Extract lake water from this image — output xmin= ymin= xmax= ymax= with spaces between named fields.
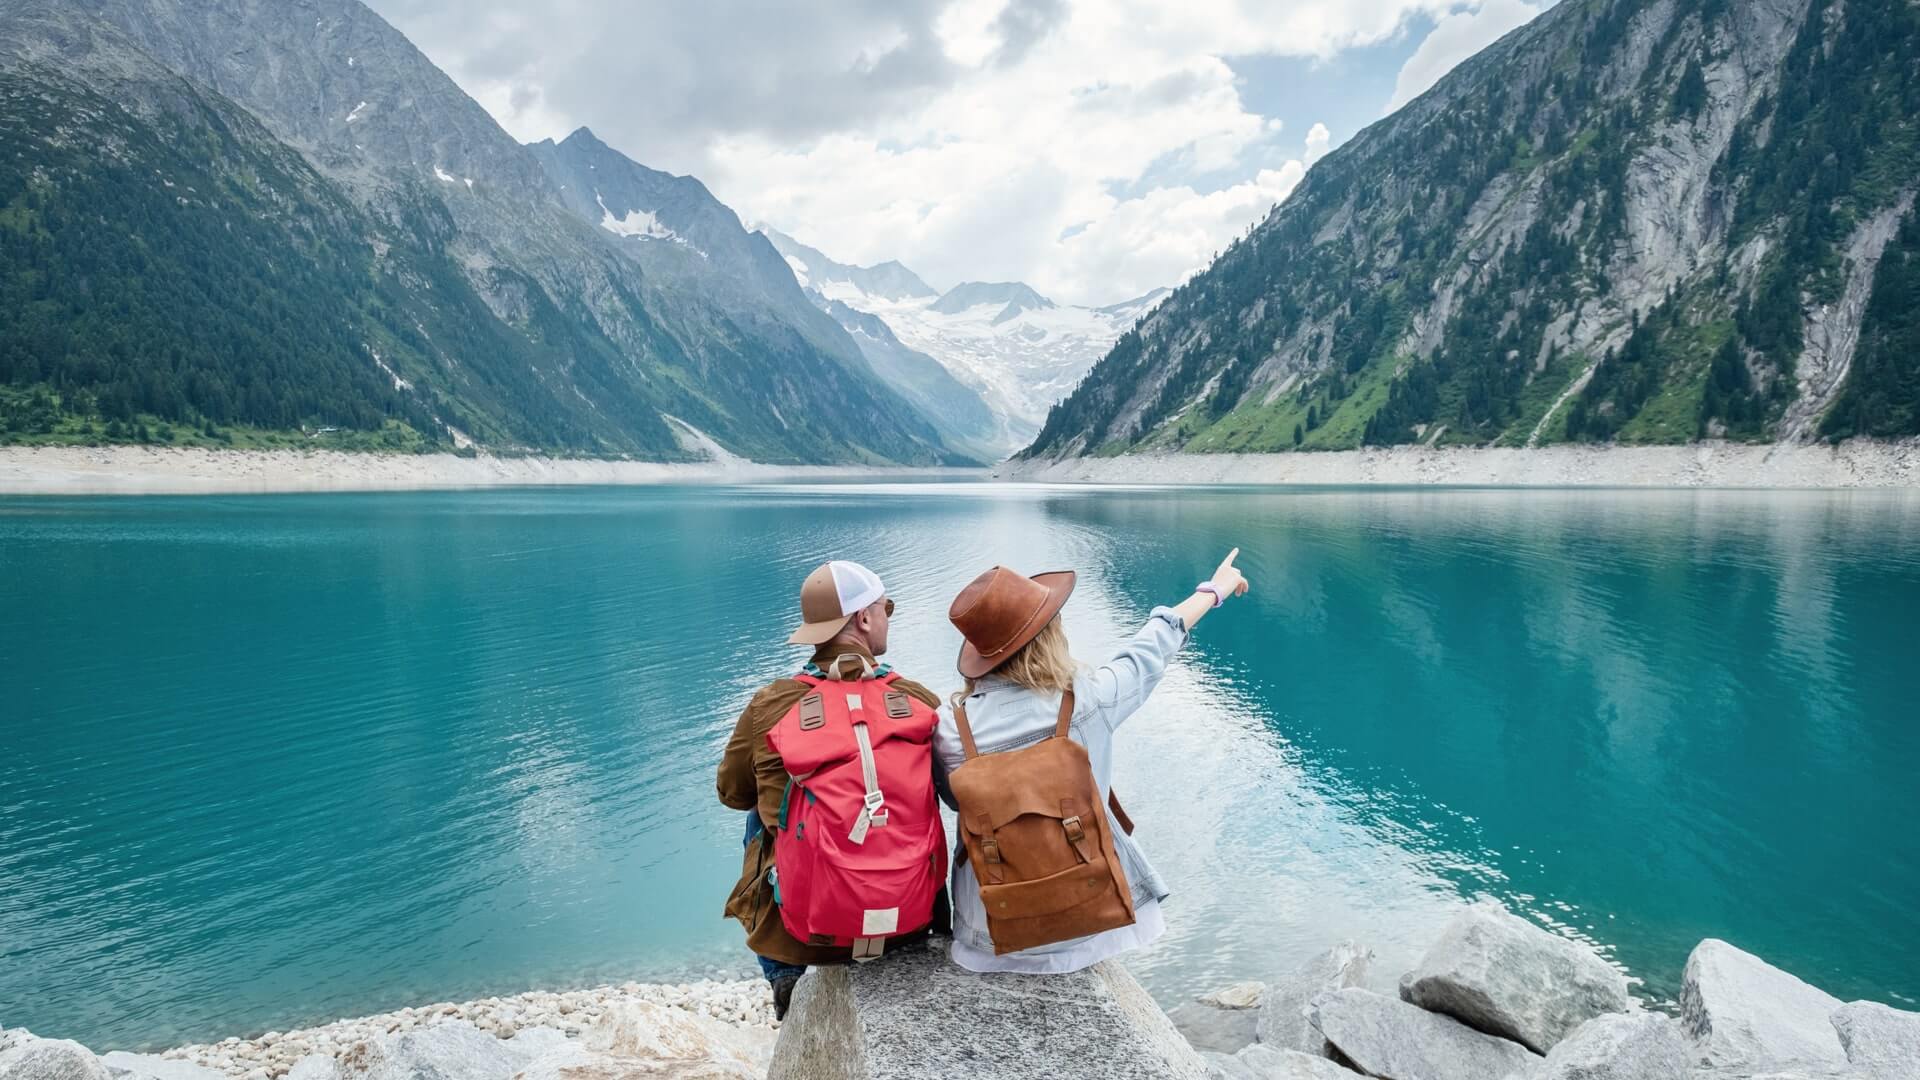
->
xmin=3 ymin=483 xmax=1917 ymax=1050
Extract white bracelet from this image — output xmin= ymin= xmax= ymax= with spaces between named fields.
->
xmin=1194 ymin=582 xmax=1225 ymax=608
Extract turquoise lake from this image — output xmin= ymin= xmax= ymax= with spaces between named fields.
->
xmin=3 ymin=483 xmax=1917 ymax=1050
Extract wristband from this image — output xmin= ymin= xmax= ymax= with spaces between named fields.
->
xmin=1195 ymin=582 xmax=1225 ymax=608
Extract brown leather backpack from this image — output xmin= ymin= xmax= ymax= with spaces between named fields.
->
xmin=947 ymin=690 xmax=1137 ymax=954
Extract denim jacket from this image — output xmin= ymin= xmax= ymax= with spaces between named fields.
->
xmin=933 ymin=607 xmax=1189 ymax=958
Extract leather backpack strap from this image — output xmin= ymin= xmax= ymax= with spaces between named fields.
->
xmin=953 ymin=701 xmax=981 ymax=759
xmin=1107 ymin=790 xmax=1135 ymax=836
xmin=1052 ymin=689 xmax=1076 ymax=739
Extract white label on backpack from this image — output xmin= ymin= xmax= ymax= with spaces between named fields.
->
xmin=862 ymin=907 xmax=899 ymax=935
xmin=846 ymin=693 xmax=864 ymax=711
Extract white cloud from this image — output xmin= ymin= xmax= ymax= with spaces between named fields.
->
xmin=1385 ymin=0 xmax=1543 ymax=114
xmin=371 ymin=0 xmax=1545 ymax=306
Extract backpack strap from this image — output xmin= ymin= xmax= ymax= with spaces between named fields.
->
xmin=1052 ymin=689 xmax=1076 ymax=739
xmin=953 ymin=701 xmax=981 ymax=759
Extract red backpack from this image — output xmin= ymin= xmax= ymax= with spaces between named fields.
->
xmin=765 ymin=664 xmax=947 ymax=960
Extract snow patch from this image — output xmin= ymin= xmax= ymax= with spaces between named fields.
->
xmin=433 ymin=165 xmax=457 ymax=184
xmin=345 ymin=101 xmax=369 ymax=123
xmin=595 ymin=194 xmax=708 ymax=258
xmin=784 ymin=255 xmax=810 ymax=287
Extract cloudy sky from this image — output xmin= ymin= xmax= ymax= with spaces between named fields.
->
xmin=367 ymin=0 xmax=1547 ymax=307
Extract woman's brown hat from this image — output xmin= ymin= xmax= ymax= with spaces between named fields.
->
xmin=949 ymin=566 xmax=1077 ymax=679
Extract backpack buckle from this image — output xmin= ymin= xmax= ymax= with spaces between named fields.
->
xmin=981 ymin=836 xmax=1001 ymax=863
xmin=1061 ymin=815 xmax=1085 ymax=843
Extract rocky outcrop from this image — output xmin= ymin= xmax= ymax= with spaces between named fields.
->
xmin=95 ymin=1053 xmax=223 ymax=1080
xmin=1203 ymin=1045 xmax=1360 ymax=1079
xmin=1681 ymin=939 xmax=1848 ymax=1069
xmin=1307 ymin=988 xmax=1540 ymax=1080
xmin=0 ymin=1032 xmax=109 ymax=1080
xmin=1829 ymin=1000 xmax=1920 ymax=1079
xmin=767 ymin=938 xmax=1209 ymax=1079
xmin=1401 ymin=901 xmax=1633 ymax=1053
xmin=1255 ymin=943 xmax=1372 ymax=1056
xmin=1533 ymin=1011 xmax=1692 ymax=1080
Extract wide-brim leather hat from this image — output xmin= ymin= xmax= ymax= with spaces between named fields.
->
xmin=949 ymin=567 xmax=1076 ymax=679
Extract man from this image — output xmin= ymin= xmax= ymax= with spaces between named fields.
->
xmin=717 ymin=560 xmax=943 ymax=1019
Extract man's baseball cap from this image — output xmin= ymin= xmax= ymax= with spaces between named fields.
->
xmin=787 ymin=561 xmax=887 ymax=645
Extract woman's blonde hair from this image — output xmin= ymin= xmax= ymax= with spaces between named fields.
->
xmin=951 ymin=615 xmax=1079 ymax=709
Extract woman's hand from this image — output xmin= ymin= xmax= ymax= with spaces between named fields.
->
xmin=1174 ymin=548 xmax=1250 ymax=629
xmin=1209 ymin=548 xmax=1250 ymax=599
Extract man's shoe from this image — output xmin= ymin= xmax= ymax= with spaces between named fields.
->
xmin=771 ymin=973 xmax=801 ymax=1021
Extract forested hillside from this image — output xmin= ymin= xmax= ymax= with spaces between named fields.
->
xmin=0 ymin=0 xmax=965 ymax=464
xmin=1023 ymin=0 xmax=1920 ymax=459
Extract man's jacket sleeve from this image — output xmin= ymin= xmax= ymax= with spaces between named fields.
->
xmin=717 ymin=687 xmax=773 ymax=810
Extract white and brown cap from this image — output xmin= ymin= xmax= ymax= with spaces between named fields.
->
xmin=787 ymin=561 xmax=887 ymax=645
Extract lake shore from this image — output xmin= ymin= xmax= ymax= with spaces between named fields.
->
xmin=0 ymin=446 xmax=981 ymax=495
xmin=996 ymin=437 xmax=1920 ymax=488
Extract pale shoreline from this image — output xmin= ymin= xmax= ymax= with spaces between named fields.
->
xmin=995 ymin=437 xmax=1920 ymax=488
xmin=0 ymin=446 xmax=982 ymax=495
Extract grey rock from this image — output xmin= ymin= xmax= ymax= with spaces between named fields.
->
xmin=1204 ymin=982 xmax=1269 ymax=1010
xmin=1681 ymin=939 xmax=1846 ymax=1070
xmin=333 ymin=1021 xmax=522 ymax=1080
xmin=1206 ymin=1045 xmax=1362 ymax=1079
xmin=1403 ymin=901 xmax=1632 ymax=1054
xmin=1830 ymin=1000 xmax=1920 ymax=1079
xmin=579 ymin=1002 xmax=767 ymax=1077
xmin=0 ymin=1032 xmax=110 ymax=1080
xmin=1534 ymin=1012 xmax=1692 ymax=1079
xmin=1172 ymin=1001 xmax=1262 ymax=1054
xmin=286 ymin=1055 xmax=339 ymax=1080
xmin=1256 ymin=942 xmax=1373 ymax=1056
xmin=1309 ymin=988 xmax=1538 ymax=1080
xmin=97 ymin=1053 xmax=224 ymax=1080
xmin=767 ymin=937 xmax=1209 ymax=1079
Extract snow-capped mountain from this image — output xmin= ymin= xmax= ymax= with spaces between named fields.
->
xmin=762 ymin=227 xmax=1170 ymax=454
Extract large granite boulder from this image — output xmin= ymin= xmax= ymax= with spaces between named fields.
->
xmin=578 ymin=1002 xmax=768 ymax=1078
xmin=1255 ymin=942 xmax=1372 ymax=1056
xmin=1680 ymin=939 xmax=1846 ymax=1070
xmin=1533 ymin=1011 xmax=1692 ymax=1080
xmin=1204 ymin=1044 xmax=1361 ymax=1079
xmin=767 ymin=938 xmax=1209 ymax=1079
xmin=1307 ymin=988 xmax=1539 ymax=1080
xmin=334 ymin=1022 xmax=526 ymax=1080
xmin=0 ymin=1032 xmax=110 ymax=1080
xmin=1830 ymin=1000 xmax=1920 ymax=1079
xmin=96 ymin=1053 xmax=224 ymax=1080
xmin=1401 ymin=902 xmax=1631 ymax=1053
xmin=1171 ymin=1000 xmax=1262 ymax=1055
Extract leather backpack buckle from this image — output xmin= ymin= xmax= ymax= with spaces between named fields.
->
xmin=981 ymin=836 xmax=1002 ymax=863
xmin=1061 ymin=815 xmax=1084 ymax=843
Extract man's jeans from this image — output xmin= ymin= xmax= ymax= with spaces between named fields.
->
xmin=743 ymin=813 xmax=806 ymax=985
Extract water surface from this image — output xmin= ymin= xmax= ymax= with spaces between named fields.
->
xmin=2 ymin=483 xmax=1916 ymax=1048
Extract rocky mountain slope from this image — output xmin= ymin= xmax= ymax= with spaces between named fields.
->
xmin=1022 ymin=0 xmax=1920 ymax=460
xmin=765 ymin=228 xmax=1168 ymax=453
xmin=0 ymin=0 xmax=966 ymax=464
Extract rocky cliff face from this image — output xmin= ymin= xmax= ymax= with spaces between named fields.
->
xmin=0 ymin=0 xmax=965 ymax=464
xmin=1023 ymin=0 xmax=1920 ymax=460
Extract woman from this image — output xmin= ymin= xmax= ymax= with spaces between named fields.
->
xmin=934 ymin=549 xmax=1250 ymax=973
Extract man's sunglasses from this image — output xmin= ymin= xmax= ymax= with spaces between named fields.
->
xmin=875 ymin=598 xmax=896 ymax=616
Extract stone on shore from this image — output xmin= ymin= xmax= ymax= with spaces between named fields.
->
xmin=1254 ymin=942 xmax=1372 ymax=1056
xmin=1203 ymin=982 xmax=1268 ymax=1010
xmin=1401 ymin=901 xmax=1632 ymax=1053
xmin=1680 ymin=939 xmax=1846 ymax=1069
xmin=1309 ymin=987 xmax=1539 ymax=1080
xmin=286 ymin=1055 xmax=339 ymax=1080
xmin=579 ymin=1002 xmax=767 ymax=1077
xmin=1829 ymin=1000 xmax=1920 ymax=1079
xmin=1204 ymin=1044 xmax=1361 ymax=1079
xmin=1533 ymin=1011 xmax=1692 ymax=1079
xmin=334 ymin=1021 xmax=524 ymax=1080
xmin=767 ymin=938 xmax=1209 ymax=1079
xmin=97 ymin=1052 xmax=225 ymax=1080
xmin=0 ymin=1032 xmax=110 ymax=1080
xmin=1171 ymin=1001 xmax=1262 ymax=1055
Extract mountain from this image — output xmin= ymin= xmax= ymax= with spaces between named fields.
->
xmin=761 ymin=226 xmax=935 ymax=302
xmin=1022 ymin=0 xmax=1920 ymax=460
xmin=817 ymin=298 xmax=1000 ymax=459
xmin=764 ymin=230 xmax=1169 ymax=454
xmin=0 ymin=0 xmax=967 ymax=465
